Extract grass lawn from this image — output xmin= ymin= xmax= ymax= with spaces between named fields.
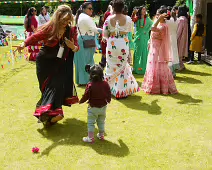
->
xmin=0 ymin=40 xmax=27 ymax=79
xmin=0 ymin=16 xmax=24 ymax=25
xmin=0 ymin=51 xmax=212 ymax=169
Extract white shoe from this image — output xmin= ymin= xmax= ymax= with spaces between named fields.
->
xmin=83 ymin=137 xmax=94 ymax=143
xmin=187 ymin=60 xmax=194 ymax=64
xmin=97 ymin=133 xmax=105 ymax=140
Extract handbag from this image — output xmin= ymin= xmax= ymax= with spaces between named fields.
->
xmin=78 ymin=26 xmax=96 ymax=48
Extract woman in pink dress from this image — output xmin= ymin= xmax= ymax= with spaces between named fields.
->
xmin=142 ymin=8 xmax=178 ymax=95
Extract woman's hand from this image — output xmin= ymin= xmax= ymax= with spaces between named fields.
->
xmin=102 ymin=37 xmax=107 ymax=43
xmin=64 ymin=37 xmax=75 ymax=50
xmin=159 ymin=13 xmax=168 ymax=21
xmin=133 ymin=9 xmax=138 ymax=14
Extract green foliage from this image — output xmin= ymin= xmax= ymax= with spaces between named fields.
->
xmin=175 ymin=0 xmax=186 ymax=6
xmin=145 ymin=0 xmax=150 ymax=16
xmin=44 ymin=2 xmax=59 ymax=14
xmin=44 ymin=2 xmax=72 ymax=14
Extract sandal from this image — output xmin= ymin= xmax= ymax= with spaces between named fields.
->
xmin=39 ymin=112 xmax=50 ymax=123
xmin=50 ymin=114 xmax=64 ymax=123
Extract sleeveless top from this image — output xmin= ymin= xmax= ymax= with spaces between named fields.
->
xmin=107 ymin=16 xmax=132 ymax=35
xmin=195 ymin=23 xmax=204 ymax=36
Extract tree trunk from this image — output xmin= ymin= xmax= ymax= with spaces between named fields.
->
xmin=191 ymin=0 xmax=202 ymax=31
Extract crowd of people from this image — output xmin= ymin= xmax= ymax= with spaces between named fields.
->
xmin=18 ymin=0 xmax=206 ymax=143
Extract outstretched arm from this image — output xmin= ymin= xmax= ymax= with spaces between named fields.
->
xmin=79 ymin=84 xmax=91 ymax=104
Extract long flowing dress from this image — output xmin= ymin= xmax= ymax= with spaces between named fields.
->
xmin=103 ymin=16 xmax=140 ymax=99
xmin=24 ymin=26 xmax=79 ymax=123
xmin=74 ymin=13 xmax=100 ymax=85
xmin=26 ymin=15 xmax=40 ymax=61
xmin=166 ymin=18 xmax=180 ymax=76
xmin=132 ymin=15 xmax=153 ymax=74
xmin=142 ymin=23 xmax=178 ymax=95
xmin=177 ymin=16 xmax=188 ymax=70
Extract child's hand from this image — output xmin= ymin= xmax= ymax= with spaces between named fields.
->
xmin=102 ymin=38 xmax=106 ymax=43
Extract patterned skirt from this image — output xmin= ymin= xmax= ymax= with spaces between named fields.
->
xmin=142 ymin=61 xmax=178 ymax=95
xmin=105 ymin=35 xmax=140 ymax=99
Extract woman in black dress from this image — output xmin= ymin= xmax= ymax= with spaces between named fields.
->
xmin=18 ymin=5 xmax=79 ymax=126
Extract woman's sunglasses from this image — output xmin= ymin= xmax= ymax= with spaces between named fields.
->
xmin=87 ymin=7 xmax=93 ymax=11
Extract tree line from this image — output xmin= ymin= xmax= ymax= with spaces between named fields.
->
xmin=0 ymin=0 xmax=186 ymax=17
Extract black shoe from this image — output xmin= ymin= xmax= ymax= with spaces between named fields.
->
xmin=39 ymin=112 xmax=49 ymax=123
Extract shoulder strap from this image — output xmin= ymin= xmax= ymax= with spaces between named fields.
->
xmin=43 ymin=15 xmax=47 ymax=22
xmin=77 ymin=26 xmax=84 ymax=40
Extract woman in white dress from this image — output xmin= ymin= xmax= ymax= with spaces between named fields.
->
xmin=103 ymin=0 xmax=139 ymax=99
xmin=166 ymin=8 xmax=180 ymax=77
xmin=38 ymin=6 xmax=50 ymax=26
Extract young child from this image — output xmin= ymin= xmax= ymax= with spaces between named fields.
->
xmin=187 ymin=14 xmax=206 ymax=64
xmin=80 ymin=64 xmax=111 ymax=143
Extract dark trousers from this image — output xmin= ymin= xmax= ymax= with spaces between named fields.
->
xmin=190 ymin=51 xmax=201 ymax=61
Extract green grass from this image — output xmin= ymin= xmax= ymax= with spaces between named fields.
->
xmin=0 ymin=16 xmax=99 ymax=25
xmin=0 ymin=16 xmax=24 ymax=25
xmin=0 ymin=53 xmax=212 ymax=169
xmin=0 ymin=40 xmax=26 ymax=75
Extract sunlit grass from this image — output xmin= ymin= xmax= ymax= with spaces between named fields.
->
xmin=0 ymin=51 xmax=211 ymax=169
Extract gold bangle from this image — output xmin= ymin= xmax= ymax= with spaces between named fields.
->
xmin=72 ymin=46 xmax=77 ymax=52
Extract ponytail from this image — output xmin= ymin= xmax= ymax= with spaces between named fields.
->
xmin=75 ymin=2 xmax=92 ymax=25
xmin=75 ymin=8 xmax=82 ymax=25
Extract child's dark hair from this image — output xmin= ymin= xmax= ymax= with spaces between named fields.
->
xmin=196 ymin=14 xmax=203 ymax=20
xmin=85 ymin=64 xmax=104 ymax=82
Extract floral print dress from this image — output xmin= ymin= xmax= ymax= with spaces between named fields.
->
xmin=103 ymin=16 xmax=140 ymax=99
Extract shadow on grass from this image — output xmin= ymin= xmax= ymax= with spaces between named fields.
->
xmin=176 ymin=69 xmax=212 ymax=76
xmin=175 ymin=76 xmax=202 ymax=84
xmin=168 ymin=93 xmax=202 ymax=105
xmin=37 ymin=118 xmax=129 ymax=157
xmin=117 ymin=96 xmax=162 ymax=115
xmin=0 ymin=64 xmax=29 ymax=85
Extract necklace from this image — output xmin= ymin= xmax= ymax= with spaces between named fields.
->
xmin=58 ymin=28 xmax=66 ymax=39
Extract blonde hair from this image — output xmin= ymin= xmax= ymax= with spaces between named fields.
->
xmin=39 ymin=5 xmax=73 ymax=41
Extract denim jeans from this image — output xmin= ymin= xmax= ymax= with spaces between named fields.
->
xmin=87 ymin=106 xmax=107 ymax=133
